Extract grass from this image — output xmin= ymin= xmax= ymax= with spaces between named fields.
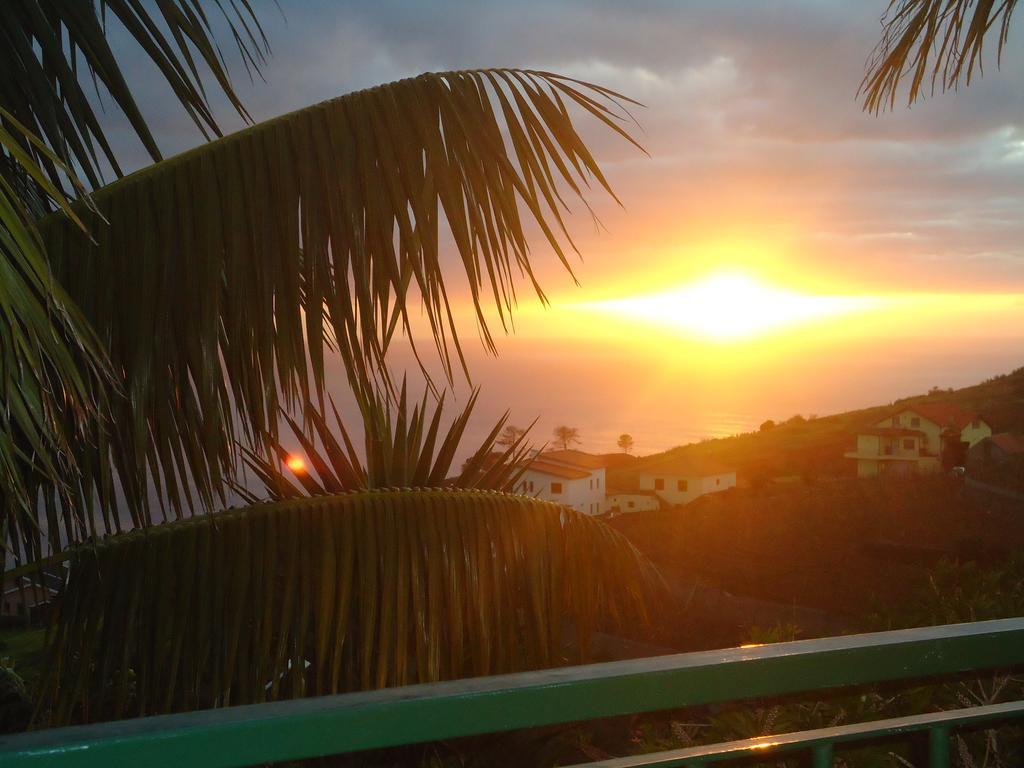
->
xmin=0 ymin=627 xmax=45 ymax=690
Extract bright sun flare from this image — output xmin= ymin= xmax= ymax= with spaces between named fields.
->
xmin=584 ymin=272 xmax=876 ymax=341
xmin=285 ymin=455 xmax=307 ymax=473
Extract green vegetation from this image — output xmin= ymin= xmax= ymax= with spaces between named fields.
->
xmin=5 ymin=2 xmax=1024 ymax=764
xmin=4 ymin=1 xmax=661 ymax=732
xmin=0 ymin=629 xmax=44 ymax=691
xmin=38 ymin=491 xmax=661 ymax=726
xmin=613 ymin=476 xmax=1024 ymax=631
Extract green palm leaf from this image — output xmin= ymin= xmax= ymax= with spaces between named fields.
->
xmin=29 ymin=69 xmax=639 ymax=550
xmin=0 ymin=109 xmax=112 ymax=566
xmin=237 ymin=382 xmax=535 ymax=500
xmin=1 ymin=0 xmax=267 ymax=192
xmin=36 ymin=489 xmax=664 ymax=726
xmin=1 ymin=0 xmax=275 ymax=564
xmin=861 ymin=0 xmax=1017 ymax=112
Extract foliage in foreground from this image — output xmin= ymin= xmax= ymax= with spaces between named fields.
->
xmin=36 ymin=490 xmax=664 ymax=726
xmin=5 ymin=62 xmax=641 ymax=566
xmin=861 ymin=0 xmax=1017 ymax=113
xmin=237 ymin=383 xmax=534 ymax=500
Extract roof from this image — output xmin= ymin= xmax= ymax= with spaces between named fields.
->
xmin=538 ymin=449 xmax=609 ymax=469
xmin=988 ymin=433 xmax=1024 ymax=455
xmin=638 ymin=454 xmax=735 ymax=478
xmin=595 ymin=453 xmax=639 ymax=469
xmin=523 ymin=460 xmax=591 ymax=480
xmin=861 ymin=427 xmax=926 ymax=438
xmin=894 ymin=403 xmax=986 ymax=431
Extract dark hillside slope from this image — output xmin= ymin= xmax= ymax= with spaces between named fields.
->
xmin=610 ymin=367 xmax=1024 ymax=487
xmin=610 ymin=476 xmax=1024 ymax=626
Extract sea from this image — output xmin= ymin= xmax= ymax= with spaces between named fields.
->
xmin=318 ymin=334 xmax=1024 ymax=460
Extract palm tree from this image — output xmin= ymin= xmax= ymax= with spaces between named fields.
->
xmin=861 ymin=0 xmax=1017 ymax=112
xmin=38 ymin=385 xmax=661 ymax=725
xmin=2 ymin=0 xmax=271 ymax=565
xmin=553 ymin=425 xmax=582 ymax=451
xmin=2 ymin=3 xmax=664 ymax=725
xmin=617 ymin=433 xmax=635 ymax=454
xmin=3 ymin=4 xmax=642 ymax=557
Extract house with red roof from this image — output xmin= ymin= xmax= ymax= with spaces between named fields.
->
xmin=968 ymin=432 xmax=1024 ymax=469
xmin=636 ymin=455 xmax=736 ymax=506
xmin=514 ymin=449 xmax=608 ymax=516
xmin=845 ymin=403 xmax=992 ymax=478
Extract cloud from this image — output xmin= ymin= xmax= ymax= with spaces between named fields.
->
xmin=97 ymin=0 xmax=1024 ymax=293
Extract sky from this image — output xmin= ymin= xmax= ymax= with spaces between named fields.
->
xmin=101 ymin=1 xmax=1024 ymax=453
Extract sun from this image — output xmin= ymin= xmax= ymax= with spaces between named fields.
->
xmin=583 ymin=271 xmax=875 ymax=341
xmin=284 ymin=454 xmax=307 ymax=473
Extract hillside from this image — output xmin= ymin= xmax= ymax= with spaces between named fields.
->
xmin=609 ymin=366 xmax=1024 ymax=488
xmin=610 ymin=477 xmax=1023 ymax=628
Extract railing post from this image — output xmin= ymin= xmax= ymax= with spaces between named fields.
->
xmin=929 ymin=726 xmax=950 ymax=768
xmin=812 ymin=742 xmax=834 ymax=768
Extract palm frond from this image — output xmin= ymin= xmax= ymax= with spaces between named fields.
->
xmin=0 ymin=109 xmax=111 ymax=566
xmin=29 ymin=69 xmax=638 ymax=551
xmin=36 ymin=489 xmax=664 ymax=726
xmin=237 ymin=383 xmax=535 ymax=500
xmin=0 ymin=0 xmax=268 ymax=193
xmin=861 ymin=0 xmax=1018 ymax=112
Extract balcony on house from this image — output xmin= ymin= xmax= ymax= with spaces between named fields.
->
xmin=3 ymin=618 xmax=1023 ymax=768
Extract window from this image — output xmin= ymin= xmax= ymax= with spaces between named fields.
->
xmin=677 ymin=479 xmax=688 ymax=492
xmin=596 ymin=477 xmax=600 ymax=488
xmin=551 ymin=482 xmax=562 ymax=494
xmin=627 ymin=501 xmax=635 ymax=508
xmin=716 ymin=478 xmax=720 ymax=486
xmin=892 ymin=415 xmax=900 ymax=426
xmin=903 ymin=438 xmax=915 ymax=450
xmin=972 ymin=419 xmax=981 ymax=429
xmin=911 ymin=417 xmax=920 ymax=428
xmin=654 ymin=478 xmax=664 ymax=490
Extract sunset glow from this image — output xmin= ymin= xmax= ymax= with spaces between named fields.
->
xmin=285 ymin=455 xmax=307 ymax=473
xmin=580 ymin=272 xmax=879 ymax=341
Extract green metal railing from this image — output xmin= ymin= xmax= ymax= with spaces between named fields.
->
xmin=1 ymin=618 xmax=1023 ymax=767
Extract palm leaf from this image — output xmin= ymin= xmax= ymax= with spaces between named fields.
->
xmin=1 ymin=0 xmax=269 ymax=563
xmin=30 ymin=69 xmax=638 ymax=551
xmin=0 ymin=0 xmax=267 ymax=193
xmin=861 ymin=0 xmax=1018 ymax=112
xmin=36 ymin=489 xmax=665 ymax=726
xmin=237 ymin=383 xmax=535 ymax=501
xmin=0 ymin=109 xmax=112 ymax=566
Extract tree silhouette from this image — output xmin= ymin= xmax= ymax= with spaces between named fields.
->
xmin=617 ymin=434 xmax=635 ymax=454
xmin=497 ymin=425 xmax=527 ymax=449
xmin=553 ymin=426 xmax=581 ymax=451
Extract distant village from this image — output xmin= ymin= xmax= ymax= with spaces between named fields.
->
xmin=845 ymin=402 xmax=1023 ymax=490
xmin=511 ymin=401 xmax=1024 ymax=520
xmin=4 ymin=402 xmax=1022 ymax=624
xmin=512 ymin=447 xmax=738 ymax=517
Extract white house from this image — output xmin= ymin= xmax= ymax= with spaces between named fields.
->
xmin=845 ymin=403 xmax=992 ymax=478
xmin=2 ymin=566 xmax=64 ymax=618
xmin=515 ymin=449 xmax=607 ymax=516
xmin=636 ymin=457 xmax=736 ymax=506
xmin=604 ymin=489 xmax=661 ymax=516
